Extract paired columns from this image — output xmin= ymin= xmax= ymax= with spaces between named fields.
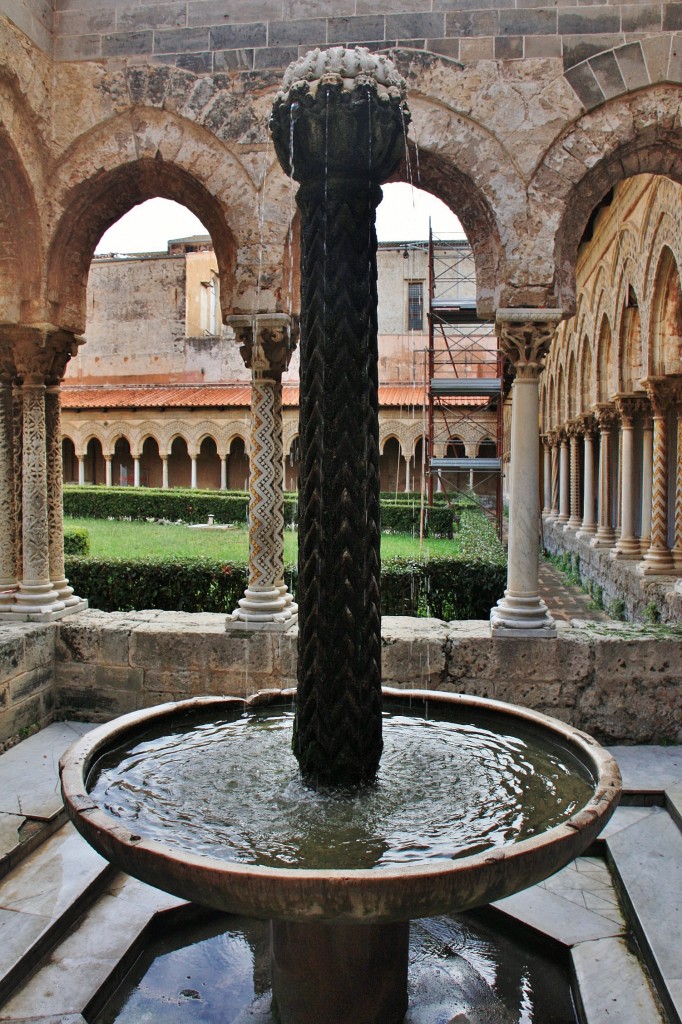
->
xmin=0 ymin=328 xmax=86 ymax=621
xmin=227 ymin=314 xmax=298 ymax=631
xmin=491 ymin=309 xmax=561 ymax=638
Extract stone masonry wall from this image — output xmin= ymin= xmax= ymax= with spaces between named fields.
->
xmin=1 ymin=0 xmax=52 ymax=52
xmin=0 ymin=623 xmax=56 ymax=750
xmin=49 ymin=611 xmax=682 ymax=744
xmin=48 ymin=0 xmax=682 ymax=86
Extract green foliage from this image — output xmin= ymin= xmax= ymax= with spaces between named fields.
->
xmin=548 ymin=551 xmax=581 ymax=587
xmin=588 ymin=582 xmax=604 ymax=610
xmin=643 ymin=599 xmax=661 ymax=624
xmin=63 ymin=527 xmax=90 ymax=556
xmin=609 ymin=598 xmax=627 ymax=621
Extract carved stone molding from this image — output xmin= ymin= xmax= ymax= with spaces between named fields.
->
xmin=496 ymin=309 xmax=562 ymax=380
xmin=228 ymin=313 xmax=300 ymax=381
xmin=613 ymin=393 xmax=647 ymax=427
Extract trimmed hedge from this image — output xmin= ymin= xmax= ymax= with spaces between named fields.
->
xmin=63 ymin=527 xmax=90 ymax=556
xmin=63 ymin=485 xmax=297 ymax=527
xmin=65 ymin=512 xmax=505 ymax=619
xmin=64 ymin=485 xmax=471 ymax=538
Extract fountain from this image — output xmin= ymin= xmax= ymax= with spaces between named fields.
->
xmin=60 ymin=48 xmax=621 ymax=1024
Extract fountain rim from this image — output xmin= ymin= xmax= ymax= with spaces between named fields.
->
xmin=59 ymin=688 xmax=621 ymax=923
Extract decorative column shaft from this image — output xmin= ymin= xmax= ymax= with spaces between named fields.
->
xmin=133 ymin=456 xmax=140 ymax=487
xmin=46 ymin=382 xmax=81 ymax=606
xmin=270 ymin=47 xmax=410 ymax=786
xmin=567 ymin=422 xmax=582 ymax=529
xmin=640 ymin=378 xmax=678 ymax=574
xmin=591 ymin=404 xmax=617 ymax=549
xmin=673 ymin=402 xmax=682 ymax=569
xmin=577 ymin=418 xmax=597 ymax=537
xmin=161 ymin=456 xmax=169 ymax=489
xmin=77 ymin=455 xmax=85 ymax=485
xmin=0 ymin=360 xmax=19 ymax=610
xmin=640 ymin=416 xmax=653 ymax=554
xmin=542 ymin=437 xmax=552 ymax=516
xmin=190 ymin=456 xmax=197 ymax=489
xmin=228 ymin=314 xmax=298 ymax=629
xmin=557 ymin=432 xmax=570 ymax=524
xmin=490 ymin=310 xmax=560 ymax=638
xmin=548 ymin=432 xmax=560 ymax=520
xmin=612 ymin=395 xmax=644 ymax=559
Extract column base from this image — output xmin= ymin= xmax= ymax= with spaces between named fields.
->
xmin=9 ymin=580 xmax=65 ymax=618
xmin=637 ymin=549 xmax=677 ymax=575
xmin=0 ymin=598 xmax=87 ymax=622
xmin=590 ymin=530 xmax=616 ymax=549
xmin=565 ymin=517 xmax=582 ymax=530
xmin=228 ymin=586 xmax=298 ymax=632
xmin=490 ymin=592 xmax=557 ymax=638
xmin=270 ymin=919 xmax=409 ymax=1024
xmin=610 ymin=538 xmax=642 ymax=560
xmin=575 ymin=525 xmax=597 ymax=540
xmin=52 ymin=576 xmax=85 ymax=608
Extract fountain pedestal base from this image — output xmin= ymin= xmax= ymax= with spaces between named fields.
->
xmin=270 ymin=919 xmax=409 ymax=1024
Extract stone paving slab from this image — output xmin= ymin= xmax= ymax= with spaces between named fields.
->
xmin=572 ymin=936 xmax=665 ymax=1023
xmin=0 ymin=874 xmax=187 ymax=1020
xmin=0 ymin=722 xmax=93 ymax=819
xmin=599 ymin=805 xmax=660 ymax=841
xmin=666 ymin=784 xmax=682 ymax=831
xmin=608 ymin=745 xmax=682 ymax=794
xmin=607 ymin=807 xmax=682 ymax=1024
xmin=0 ymin=824 xmax=113 ymax=1006
xmin=491 ymin=875 xmax=624 ymax=947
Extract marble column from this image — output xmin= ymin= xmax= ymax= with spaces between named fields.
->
xmin=557 ymin=430 xmax=570 ymax=525
xmin=190 ymin=455 xmax=197 ymax=489
xmin=612 ymin=395 xmax=645 ymax=559
xmin=105 ymin=456 xmax=112 ymax=487
xmin=542 ymin=436 xmax=552 ymax=516
xmin=77 ymin=455 xmax=85 ymax=485
xmin=161 ymin=455 xmax=169 ymax=489
xmin=639 ymin=377 xmax=678 ymax=575
xmin=640 ymin=415 xmax=653 ymax=555
xmin=133 ymin=456 xmax=140 ymax=487
xmin=548 ymin=431 xmax=560 ymax=521
xmin=577 ymin=417 xmax=597 ymax=538
xmin=490 ymin=309 xmax=560 ymax=637
xmin=566 ymin=421 xmax=582 ymax=529
xmin=227 ymin=313 xmax=299 ymax=630
xmin=404 ymin=455 xmax=411 ymax=493
xmin=590 ymin=403 xmax=617 ymax=549
xmin=0 ymin=356 xmax=19 ymax=611
xmin=220 ymin=455 xmax=227 ymax=491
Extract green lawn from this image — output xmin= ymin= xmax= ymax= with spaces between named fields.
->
xmin=64 ymin=517 xmax=460 ymax=561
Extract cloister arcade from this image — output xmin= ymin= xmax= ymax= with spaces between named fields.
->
xmin=3 ymin=8 xmax=682 ymax=629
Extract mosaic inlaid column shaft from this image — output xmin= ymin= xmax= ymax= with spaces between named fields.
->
xmin=640 ymin=378 xmax=676 ymax=574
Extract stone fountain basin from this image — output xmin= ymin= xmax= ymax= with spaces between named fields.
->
xmin=59 ymin=688 xmax=621 ymax=925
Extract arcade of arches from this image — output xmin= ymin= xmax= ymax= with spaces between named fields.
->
xmin=2 ymin=7 xmax=682 ymax=631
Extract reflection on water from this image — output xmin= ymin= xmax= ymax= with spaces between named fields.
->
xmin=89 ymin=706 xmax=594 ymax=870
xmin=96 ymin=910 xmax=577 ymax=1024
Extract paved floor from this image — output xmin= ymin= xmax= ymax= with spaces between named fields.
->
xmin=538 ymin=560 xmax=613 ymax=624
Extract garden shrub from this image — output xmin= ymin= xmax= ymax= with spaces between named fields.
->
xmin=63 ymin=526 xmax=90 ymax=556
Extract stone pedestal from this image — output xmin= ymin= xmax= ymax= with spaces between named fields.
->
xmin=227 ymin=314 xmax=298 ymax=632
xmin=491 ymin=310 xmax=560 ymax=638
xmin=271 ymin=919 xmax=409 ymax=1024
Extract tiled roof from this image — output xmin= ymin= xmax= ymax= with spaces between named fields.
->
xmin=60 ymin=383 xmax=488 ymax=410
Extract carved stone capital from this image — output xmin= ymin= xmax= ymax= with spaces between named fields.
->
xmin=566 ymin=418 xmax=583 ymax=440
xmin=594 ymin=402 xmax=618 ymax=431
xmin=228 ymin=313 xmax=300 ymax=381
xmin=11 ymin=327 xmax=81 ymax=384
xmin=613 ymin=392 xmax=646 ymax=427
xmin=495 ymin=309 xmax=562 ymax=379
xmin=580 ymin=413 xmax=598 ymax=438
xmin=640 ymin=375 xmax=682 ymax=417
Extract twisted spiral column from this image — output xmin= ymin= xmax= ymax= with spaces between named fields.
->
xmin=640 ymin=415 xmax=653 ymax=555
xmin=491 ymin=310 xmax=560 ymax=637
xmin=548 ymin=432 xmax=560 ymax=521
xmin=639 ymin=378 xmax=676 ymax=574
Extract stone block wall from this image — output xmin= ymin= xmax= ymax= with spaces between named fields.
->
xmin=1 ymin=0 xmax=52 ymax=52
xmin=0 ymin=623 xmax=56 ymax=750
xmin=50 ymin=610 xmax=682 ymax=744
xmin=47 ymin=0 xmax=682 ymax=92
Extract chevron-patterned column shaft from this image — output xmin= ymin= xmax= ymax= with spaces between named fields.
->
xmin=247 ymin=377 xmax=282 ymax=590
xmin=550 ymin=440 xmax=560 ymax=516
xmin=650 ymin=413 xmax=669 ymax=553
xmin=294 ymin=177 xmax=384 ymax=785
xmin=674 ymin=410 xmax=682 ymax=565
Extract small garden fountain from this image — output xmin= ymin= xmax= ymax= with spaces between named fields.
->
xmin=61 ymin=48 xmax=621 ymax=1024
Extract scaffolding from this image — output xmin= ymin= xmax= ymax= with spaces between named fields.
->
xmin=427 ymin=229 xmax=504 ymax=537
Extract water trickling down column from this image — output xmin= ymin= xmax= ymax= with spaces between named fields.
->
xmin=270 ymin=47 xmax=410 ymax=786
xmin=228 ymin=314 xmax=298 ymax=629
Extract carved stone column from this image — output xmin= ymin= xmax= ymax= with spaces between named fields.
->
xmin=161 ymin=455 xmax=169 ymax=489
xmin=673 ymin=399 xmax=682 ymax=570
xmin=612 ymin=394 xmax=645 ymax=559
xmin=549 ymin=431 xmax=561 ymax=520
xmin=566 ymin=421 xmax=583 ymax=529
xmin=640 ymin=414 xmax=653 ymax=555
xmin=639 ymin=378 xmax=678 ymax=575
xmin=577 ymin=416 xmax=598 ymax=538
xmin=491 ymin=309 xmax=560 ymax=637
xmin=227 ymin=313 xmax=298 ymax=630
xmin=0 ymin=354 xmax=19 ymax=610
xmin=590 ymin=403 xmax=617 ymax=549
xmin=557 ymin=430 xmax=570 ymax=525
xmin=542 ymin=435 xmax=552 ymax=516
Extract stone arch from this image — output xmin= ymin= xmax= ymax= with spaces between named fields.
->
xmin=390 ymin=89 xmax=520 ymax=314
xmin=596 ymin=315 xmax=615 ymax=402
xmin=556 ymin=364 xmax=565 ymax=426
xmin=648 ymin=246 xmax=682 ymax=376
xmin=0 ymin=121 xmax=41 ymax=323
xmin=541 ymin=86 xmax=682 ymax=313
xmin=578 ymin=333 xmax=595 ymax=412
xmin=46 ymin=111 xmax=246 ymax=333
xmin=567 ymin=352 xmax=578 ymax=420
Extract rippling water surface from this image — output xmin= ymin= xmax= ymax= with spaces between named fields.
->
xmin=88 ymin=705 xmax=594 ymax=869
